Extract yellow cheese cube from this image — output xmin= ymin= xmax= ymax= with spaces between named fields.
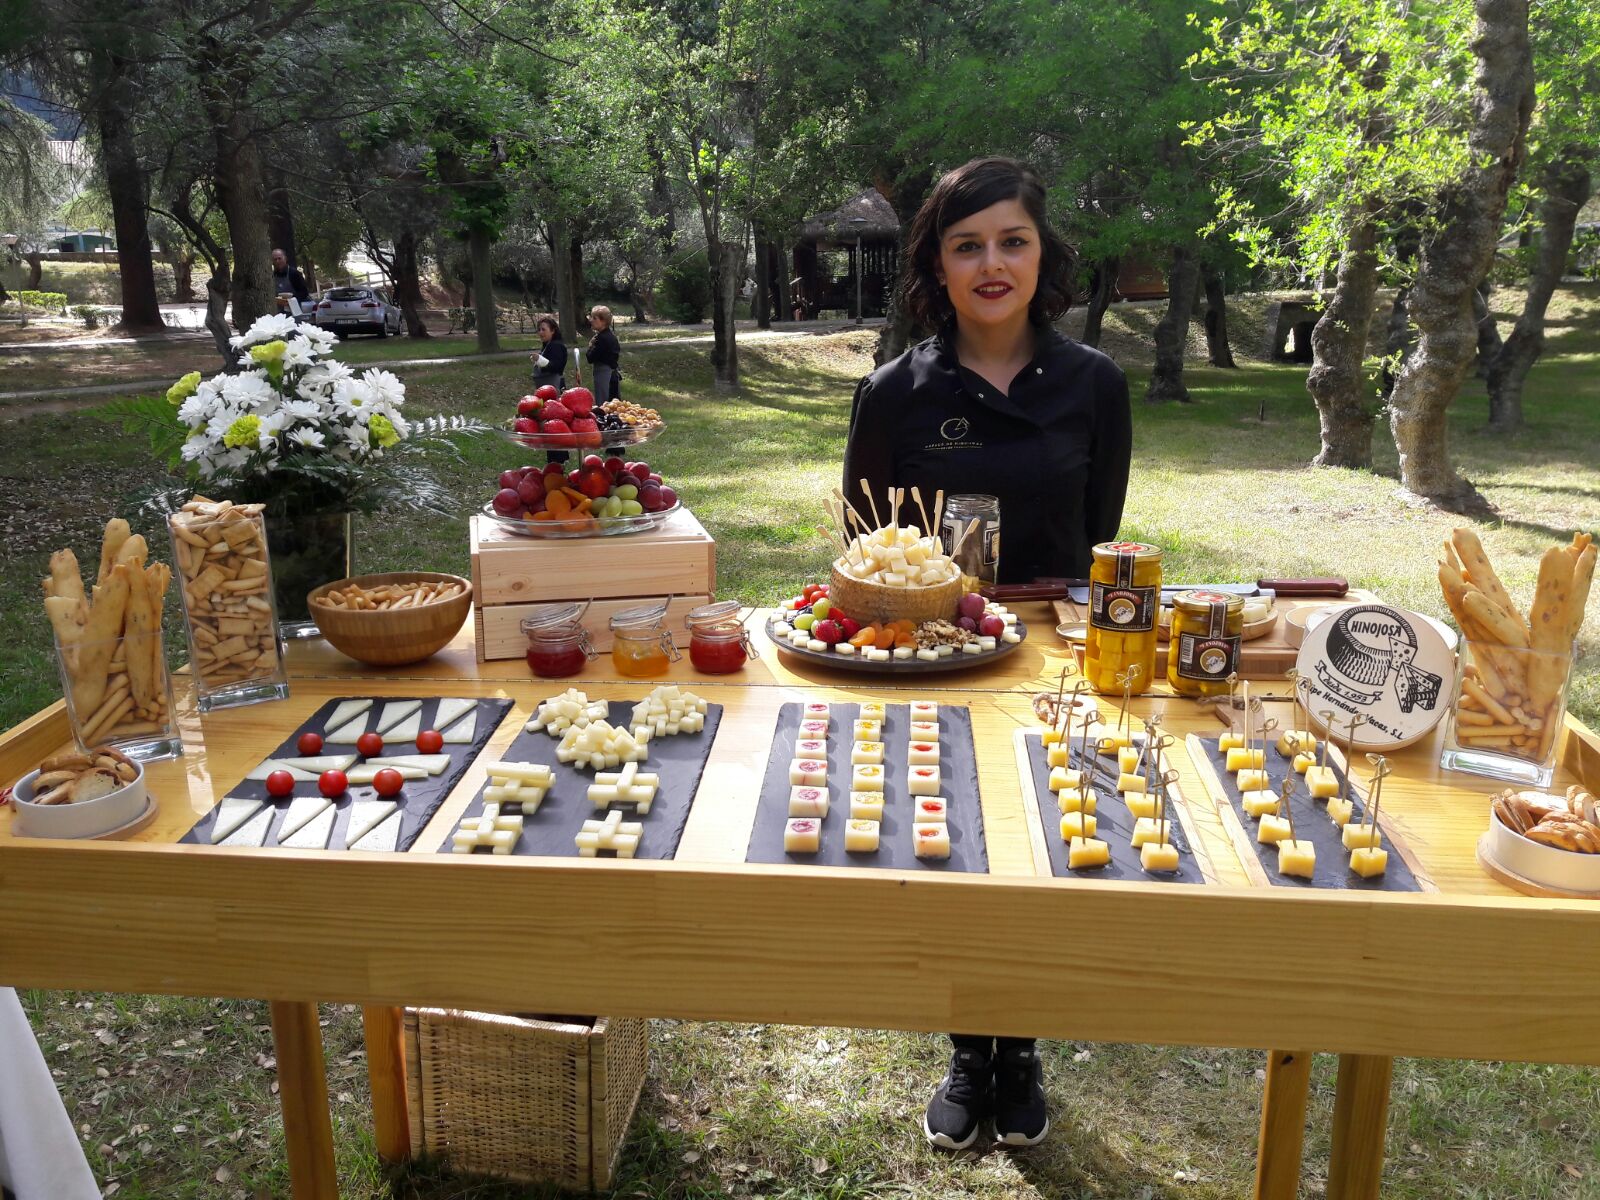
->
xmin=1042 ymin=728 xmax=1065 ymax=747
xmin=1257 ymin=814 xmax=1293 ymax=844
xmin=1098 ymin=732 xmax=1132 ymax=755
xmin=1341 ymin=823 xmax=1382 ymax=850
xmin=1117 ymin=772 xmax=1147 ymax=794
xmin=1277 ymin=730 xmax=1317 ymax=756
xmin=1218 ymin=732 xmax=1245 ymax=752
xmin=1226 ymin=747 xmax=1265 ymax=772
xmin=1236 ymin=769 xmax=1270 ymax=793
xmin=1140 ymin=841 xmax=1180 ymax=873
xmin=1305 ymin=765 xmax=1339 ymax=798
xmin=1124 ymin=792 xmax=1159 ymax=820
xmin=1130 ymin=816 xmax=1166 ymax=847
xmin=1277 ymin=839 xmax=1316 ymax=878
xmin=1059 ymin=812 xmax=1097 ymax=841
xmin=1048 ymin=765 xmax=1083 ymax=792
xmin=1292 ymin=751 xmax=1316 ymax=774
xmin=1118 ymin=745 xmax=1142 ymax=774
xmin=1326 ymin=797 xmax=1354 ymax=827
xmin=1058 ymin=788 xmax=1098 ymax=815
xmin=1349 ymin=846 xmax=1388 ymax=878
xmin=1067 ymin=836 xmax=1111 ymax=870
xmin=1242 ymin=791 xmax=1281 ymax=819
xmin=1047 ymin=743 xmax=1072 ymax=768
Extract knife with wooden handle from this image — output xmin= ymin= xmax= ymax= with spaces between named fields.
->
xmin=1257 ymin=577 xmax=1348 ymax=597
xmin=982 ymin=577 xmax=1349 ymax=602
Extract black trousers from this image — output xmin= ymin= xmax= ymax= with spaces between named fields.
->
xmin=950 ymin=1034 xmax=1035 ymax=1057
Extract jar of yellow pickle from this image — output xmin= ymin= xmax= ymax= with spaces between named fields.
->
xmin=1085 ymin=540 xmax=1162 ymax=694
xmin=1167 ymin=589 xmax=1243 ymax=698
xmin=609 ymin=605 xmax=681 ymax=678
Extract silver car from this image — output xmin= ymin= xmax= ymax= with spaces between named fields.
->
xmin=313 ymin=287 xmax=403 ymax=337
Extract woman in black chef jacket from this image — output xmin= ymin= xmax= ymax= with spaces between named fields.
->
xmin=530 ymin=314 xmax=568 ymax=392
xmin=843 ymin=157 xmax=1132 ymax=1151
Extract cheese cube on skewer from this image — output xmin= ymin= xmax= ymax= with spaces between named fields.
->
xmin=1326 ymin=797 xmax=1355 ymax=826
xmin=1060 ymin=811 xmax=1097 ymax=840
xmin=1226 ymin=748 xmax=1265 ymax=773
xmin=1218 ymin=732 xmax=1245 ymax=752
xmin=1124 ymin=793 xmax=1158 ymax=820
xmin=1117 ymin=772 xmax=1147 ymax=794
xmin=1278 ymin=731 xmax=1317 ymax=756
xmin=1305 ymin=765 xmax=1339 ymax=798
xmin=1118 ymin=746 xmax=1142 ymax=774
xmin=1349 ymin=847 xmax=1388 ymax=877
xmin=1242 ymin=791 xmax=1281 ymax=819
xmin=1277 ymin=839 xmax=1316 ymax=878
xmin=1341 ymin=824 xmax=1382 ymax=851
xmin=1140 ymin=842 xmax=1181 ymax=873
xmin=1048 ymin=765 xmax=1083 ymax=792
xmin=1130 ymin=817 xmax=1166 ymax=847
xmin=1292 ymin=752 xmax=1316 ymax=774
xmin=1257 ymin=815 xmax=1293 ymax=844
xmin=1059 ymin=788 xmax=1097 ymax=815
xmin=1067 ymin=836 xmax=1110 ymax=869
xmin=1236 ymin=769 xmax=1271 ymax=793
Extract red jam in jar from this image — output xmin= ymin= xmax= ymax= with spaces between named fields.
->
xmin=685 ymin=601 xmax=757 ymax=675
xmin=521 ymin=604 xmax=595 ymax=679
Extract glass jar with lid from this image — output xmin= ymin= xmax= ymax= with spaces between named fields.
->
xmin=684 ymin=600 xmax=757 ymax=674
xmin=1166 ymin=589 xmax=1243 ymax=698
xmin=521 ymin=602 xmax=596 ymax=679
xmin=1084 ymin=540 xmax=1163 ymax=695
xmin=939 ymin=493 xmax=1000 ymax=583
xmin=610 ymin=603 xmax=680 ymax=678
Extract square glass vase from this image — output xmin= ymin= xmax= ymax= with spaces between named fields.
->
xmin=1439 ymin=639 xmax=1572 ymax=789
xmin=54 ymin=628 xmax=182 ymax=763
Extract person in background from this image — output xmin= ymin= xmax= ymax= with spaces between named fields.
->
xmin=842 ymin=156 xmax=1131 ymax=1150
xmin=531 ymin=314 xmax=568 ymax=392
xmin=270 ymin=248 xmax=311 ymax=317
xmin=579 ymin=304 xmax=622 ymax=403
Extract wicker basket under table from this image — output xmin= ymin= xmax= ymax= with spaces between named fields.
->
xmin=404 ymin=1009 xmax=648 ymax=1191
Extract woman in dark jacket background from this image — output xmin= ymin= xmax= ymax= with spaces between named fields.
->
xmin=531 ymin=314 xmax=568 ymax=392
xmin=580 ymin=304 xmax=622 ymax=402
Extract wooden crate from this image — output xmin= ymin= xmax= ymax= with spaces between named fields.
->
xmin=404 ymin=1009 xmax=648 ymax=1192
xmin=471 ymin=507 xmax=716 ymax=662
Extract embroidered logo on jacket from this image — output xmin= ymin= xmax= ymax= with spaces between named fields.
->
xmin=940 ymin=417 xmax=970 ymax=441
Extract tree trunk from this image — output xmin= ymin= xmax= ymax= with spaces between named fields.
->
xmin=1202 ymin=263 xmax=1236 ymax=368
xmin=24 ymin=251 xmax=42 ymax=290
xmin=871 ymin=166 xmax=931 ymax=365
xmin=753 ymin=238 xmax=771 ymax=329
xmin=775 ymin=247 xmax=792 ymax=324
xmin=171 ymin=252 xmax=195 ymax=303
xmin=1378 ymin=286 xmax=1413 ymax=399
xmin=1081 ymin=257 xmax=1118 ymax=348
xmin=1145 ymin=245 xmax=1201 ymax=403
xmin=708 ymin=237 xmax=743 ymax=389
xmin=567 ymin=236 xmax=585 ymax=329
xmin=267 ymin=169 xmax=296 ymax=265
xmin=202 ymin=262 xmax=232 ymax=361
xmin=468 ymin=225 xmax=499 ymax=352
xmin=300 ymin=255 xmax=318 ymax=294
xmin=1485 ymin=157 xmax=1592 ymax=433
xmin=1474 ymin=278 xmax=1502 ymax=376
xmin=1388 ymin=0 xmax=1534 ymax=508
xmin=1307 ymin=216 xmax=1381 ymax=467
xmin=393 ymin=227 xmax=429 ymax=338
xmin=550 ymin=219 xmax=577 ymax=344
xmin=94 ymin=50 xmax=163 ymax=335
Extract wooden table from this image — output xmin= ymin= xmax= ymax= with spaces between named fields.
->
xmin=3 ymin=604 xmax=1598 ymax=1200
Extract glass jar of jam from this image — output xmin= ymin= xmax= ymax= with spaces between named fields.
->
xmin=684 ymin=600 xmax=758 ymax=674
xmin=1167 ymin=589 xmax=1243 ymax=698
xmin=521 ymin=604 xmax=596 ymax=679
xmin=1085 ymin=540 xmax=1163 ymax=695
xmin=610 ymin=604 xmax=680 ymax=678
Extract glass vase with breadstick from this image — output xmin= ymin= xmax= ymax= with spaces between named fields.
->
xmin=1438 ymin=528 xmax=1593 ymax=787
xmin=44 ymin=519 xmax=181 ymax=762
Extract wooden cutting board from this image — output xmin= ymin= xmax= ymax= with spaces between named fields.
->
xmin=1051 ymin=590 xmax=1379 ymax=679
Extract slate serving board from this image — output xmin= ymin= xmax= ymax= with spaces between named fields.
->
xmin=746 ymin=702 xmax=988 ymax=873
xmin=183 ymin=696 xmax=513 ymax=852
xmin=1021 ymin=733 xmax=1204 ymax=883
xmin=439 ymin=700 xmax=722 ymax=859
xmin=1192 ymin=736 xmax=1423 ymax=891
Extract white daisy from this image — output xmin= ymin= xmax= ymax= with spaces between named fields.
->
xmin=288 ymin=426 xmax=326 ymax=450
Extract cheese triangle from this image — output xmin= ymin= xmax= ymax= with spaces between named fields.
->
xmin=211 ymin=796 xmax=266 ymax=843
xmin=365 ymin=754 xmax=450 ymax=775
xmin=345 ymin=799 xmax=398 ymax=846
xmin=386 ymin=710 xmax=423 ymax=743
xmin=350 ymin=811 xmax=402 ymax=852
xmin=220 ymin=805 xmax=275 ymax=847
xmin=375 ymin=700 xmax=422 ymax=734
xmin=279 ymin=804 xmax=336 ymax=849
xmin=324 ymin=716 xmax=369 ymax=744
xmin=434 ymin=698 xmax=476 ymax=733
xmin=439 ymin=710 xmax=477 ymax=744
xmin=323 ymin=699 xmax=373 ymax=734
xmin=274 ymin=754 xmax=357 ymax=773
xmin=276 ymin=795 xmax=332 ymax=841
xmin=245 ymin=761 xmax=318 ymax=782
xmin=346 ymin=764 xmax=427 ymax=785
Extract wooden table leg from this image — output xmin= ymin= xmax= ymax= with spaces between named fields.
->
xmin=362 ymin=1005 xmax=411 ymax=1165
xmin=1253 ymin=1049 xmax=1314 ymax=1200
xmin=269 ymin=1000 xmax=339 ymax=1200
xmin=1326 ymin=1053 xmax=1394 ymax=1200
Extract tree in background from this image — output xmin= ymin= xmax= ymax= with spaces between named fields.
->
xmin=0 ymin=97 xmax=69 ymax=294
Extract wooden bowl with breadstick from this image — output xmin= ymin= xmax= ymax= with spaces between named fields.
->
xmin=308 ymin=572 xmax=472 ymax=666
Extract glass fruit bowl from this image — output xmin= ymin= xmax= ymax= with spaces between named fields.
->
xmin=479 ymin=497 xmax=682 ymax=539
xmin=498 ymin=419 xmax=664 ymax=452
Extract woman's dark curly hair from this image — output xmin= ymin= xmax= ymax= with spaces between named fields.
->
xmin=537 ymin=313 xmax=562 ymax=340
xmin=899 ymin=157 xmax=1074 ymax=331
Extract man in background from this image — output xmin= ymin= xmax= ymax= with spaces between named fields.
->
xmin=271 ymin=247 xmax=311 ymax=317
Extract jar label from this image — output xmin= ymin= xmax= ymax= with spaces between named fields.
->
xmin=1090 ymin=581 xmax=1157 ymax=632
xmin=1176 ymin=632 xmax=1240 ymax=681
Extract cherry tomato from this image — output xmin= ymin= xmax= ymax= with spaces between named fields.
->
xmin=415 ymin=729 xmax=444 ymax=754
xmin=318 ymin=769 xmax=348 ymax=798
xmin=356 ymin=731 xmax=384 ymax=758
xmin=297 ymin=731 xmax=323 ymax=755
xmin=372 ymin=768 xmax=405 ymax=798
xmin=265 ymin=769 xmax=295 ymax=798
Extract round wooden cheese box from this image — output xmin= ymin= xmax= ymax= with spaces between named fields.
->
xmin=1294 ymin=603 xmax=1456 ymax=751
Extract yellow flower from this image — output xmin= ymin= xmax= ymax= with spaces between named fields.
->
xmin=223 ymin=414 xmax=262 ymax=449
xmin=368 ymin=413 xmax=400 ymax=448
xmin=166 ymin=371 xmax=202 ymax=405
xmin=249 ymin=340 xmax=288 ymax=366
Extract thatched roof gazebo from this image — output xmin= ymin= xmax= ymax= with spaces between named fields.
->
xmin=790 ymin=188 xmax=900 ymax=320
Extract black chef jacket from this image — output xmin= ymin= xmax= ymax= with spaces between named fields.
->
xmin=842 ymin=326 xmax=1131 ymax=584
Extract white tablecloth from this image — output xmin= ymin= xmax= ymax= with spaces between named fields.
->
xmin=0 ymin=988 xmax=100 ymax=1200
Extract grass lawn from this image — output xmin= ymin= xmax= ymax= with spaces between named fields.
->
xmin=6 ymin=285 xmax=1600 ymax=1199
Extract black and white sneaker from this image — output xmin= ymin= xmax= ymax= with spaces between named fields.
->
xmin=992 ymin=1044 xmax=1049 ymax=1146
xmin=923 ymin=1047 xmax=991 ymax=1149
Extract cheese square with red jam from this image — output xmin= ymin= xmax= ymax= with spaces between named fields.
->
xmin=850 ymin=741 xmax=885 ymax=765
xmin=913 ymin=822 xmax=951 ymax=859
xmin=788 ymin=785 xmax=829 ymax=818
xmin=788 ymin=759 xmax=827 ymax=787
xmin=799 ymin=720 xmax=828 ymax=738
xmin=912 ymin=797 xmax=948 ymax=824
xmin=784 ymin=817 xmax=821 ymax=854
xmin=907 ymin=765 xmax=942 ymax=796
xmin=908 ymin=701 xmax=939 ymax=722
xmin=851 ymin=763 xmax=885 ymax=792
xmin=907 ymin=740 xmax=939 ymax=766
xmin=795 ymin=738 xmax=827 ymax=758
xmin=908 ymin=721 xmax=940 ymax=742
xmin=802 ymin=702 xmax=830 ymax=723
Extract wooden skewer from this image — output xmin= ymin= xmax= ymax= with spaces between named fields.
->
xmin=1052 ymin=667 xmax=1068 ymax=734
xmin=911 ymin=486 xmax=932 ymax=536
xmin=1317 ymin=710 xmax=1336 ymax=769
xmin=950 ymin=517 xmax=979 ymax=557
xmin=933 ymin=489 xmax=945 ymax=542
xmin=815 ymin=525 xmax=846 ymax=556
xmin=1340 ymin=713 xmax=1368 ymax=802
xmin=1241 ymin=681 xmax=1252 ymax=757
xmin=1364 ymin=754 xmax=1391 ymax=838
xmin=889 ymin=487 xmax=902 ymax=537
xmin=858 ymin=478 xmax=883 ymax=530
xmin=1280 ymin=775 xmax=1298 ymax=843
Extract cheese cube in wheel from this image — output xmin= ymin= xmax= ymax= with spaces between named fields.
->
xmin=1277 ymin=839 xmax=1316 ymax=878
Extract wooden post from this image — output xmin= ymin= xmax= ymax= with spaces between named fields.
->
xmin=269 ymin=1000 xmax=339 ymax=1200
xmin=1326 ymin=1053 xmax=1394 ymax=1200
xmin=362 ymin=1005 xmax=411 ymax=1165
xmin=1253 ymin=1049 xmax=1314 ymax=1200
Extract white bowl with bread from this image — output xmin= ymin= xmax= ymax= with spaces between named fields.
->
xmin=1482 ymin=787 xmax=1600 ymax=895
xmin=9 ymin=746 xmax=147 ymax=839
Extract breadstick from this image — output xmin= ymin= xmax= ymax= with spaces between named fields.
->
xmin=1567 ymin=541 xmax=1595 ymax=643
xmin=46 ymin=549 xmax=86 ymax=606
xmin=114 ymin=533 xmax=148 ymax=571
xmin=1450 ymin=528 xmax=1523 ymax=634
xmin=72 ymin=563 xmax=132 ymax=716
xmin=97 ymin=519 xmax=130 ymax=585
xmin=123 ymin=557 xmax=158 ymax=706
xmin=1526 ymin=545 xmax=1574 ymax=713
